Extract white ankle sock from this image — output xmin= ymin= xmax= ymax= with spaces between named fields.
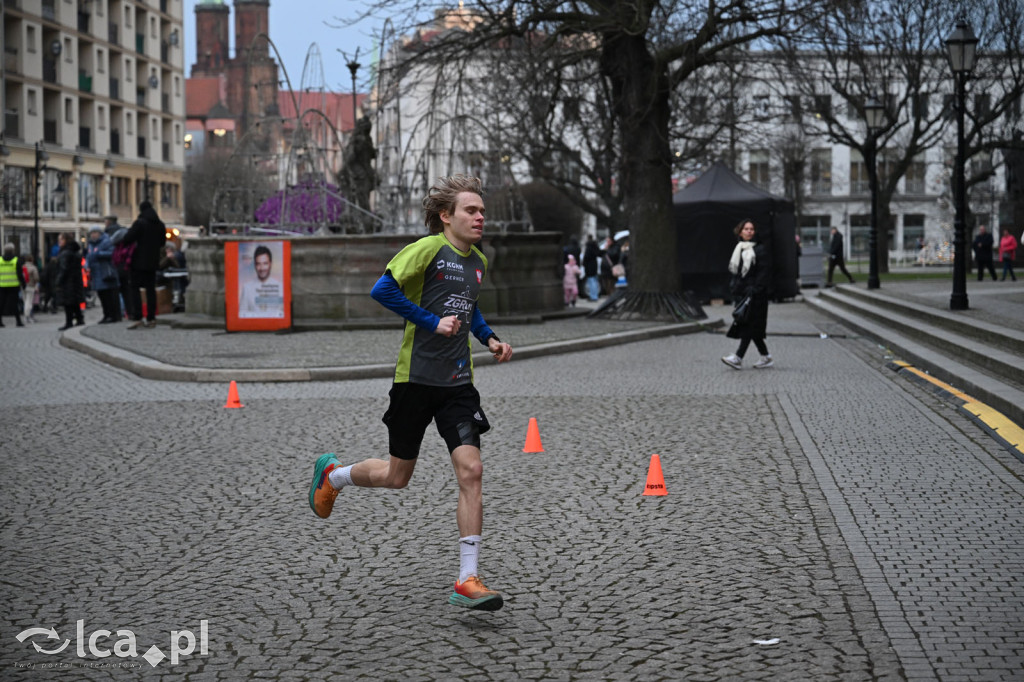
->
xmin=327 ymin=464 xmax=354 ymax=489
xmin=458 ymin=535 xmax=481 ymax=583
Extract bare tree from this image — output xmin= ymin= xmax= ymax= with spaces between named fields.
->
xmin=363 ymin=0 xmax=820 ymax=319
xmin=770 ymin=0 xmax=1024 ymax=273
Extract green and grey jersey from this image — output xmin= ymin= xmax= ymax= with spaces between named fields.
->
xmin=385 ymin=233 xmax=488 ymax=386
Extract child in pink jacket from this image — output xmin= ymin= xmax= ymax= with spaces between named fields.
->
xmin=563 ymin=254 xmax=581 ymax=306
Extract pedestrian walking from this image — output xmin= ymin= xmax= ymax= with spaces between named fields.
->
xmin=722 ymin=219 xmax=773 ymax=370
xmin=999 ymin=227 xmax=1017 ymax=281
xmin=826 ymin=227 xmax=855 ymax=286
xmin=0 ymin=244 xmax=26 ymax=327
xmin=85 ymin=227 xmax=121 ymax=323
xmin=307 ymin=175 xmax=513 ymax=611
xmin=55 ymin=233 xmax=85 ymax=330
xmin=103 ymin=214 xmax=123 ymax=238
xmin=21 ymin=255 xmax=39 ymax=323
xmin=972 ymin=225 xmax=997 ymax=281
xmin=563 ymin=254 xmax=581 ymax=306
xmin=122 ymin=201 xmax=166 ymax=328
xmin=111 ymin=228 xmax=134 ymax=321
xmin=581 ymin=235 xmax=600 ymax=301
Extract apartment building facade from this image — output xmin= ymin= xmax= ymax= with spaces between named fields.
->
xmin=2 ymin=0 xmax=186 ymax=260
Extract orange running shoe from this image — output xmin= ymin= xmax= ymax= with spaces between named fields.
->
xmin=308 ymin=453 xmax=340 ymax=518
xmin=449 ymin=576 xmax=504 ymax=611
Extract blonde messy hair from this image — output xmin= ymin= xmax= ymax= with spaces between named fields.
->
xmin=422 ymin=175 xmax=484 ymax=235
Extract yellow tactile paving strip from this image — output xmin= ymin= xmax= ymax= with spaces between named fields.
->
xmin=887 ymin=360 xmax=1024 ymax=459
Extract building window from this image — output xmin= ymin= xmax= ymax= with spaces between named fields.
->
xmin=127 ymin=112 xmax=134 ymax=135
xmin=912 ymin=93 xmax=929 ymax=119
xmin=97 ymin=48 xmax=105 ymax=73
xmin=98 ymin=105 xmax=107 ymax=130
xmin=77 ymin=173 xmax=101 ymax=216
xmin=786 ymin=95 xmax=802 ymax=121
xmin=64 ymin=97 xmax=74 ymax=123
xmin=849 ymin=215 xmax=871 ymax=259
xmin=748 ymin=149 xmax=770 ymax=191
xmin=174 ymin=76 xmax=180 ymax=97
xmin=111 ymin=176 xmax=131 ymax=206
xmin=905 ymin=156 xmax=926 ymax=194
xmin=27 ymin=26 xmax=37 ymax=53
xmin=812 ymin=94 xmax=831 ymax=120
xmin=2 ymin=167 xmax=33 ymax=215
xmin=27 ymin=90 xmax=38 ymax=116
xmin=64 ymin=38 xmax=72 ymax=62
xmin=42 ymin=170 xmax=69 ymax=215
xmin=799 ymin=215 xmax=831 ymax=249
xmin=753 ymin=95 xmax=770 ymax=119
xmin=849 ymin=149 xmax=869 ymax=195
xmin=903 ymin=214 xmax=925 ymax=250
xmin=810 ymin=148 xmax=832 ymax=195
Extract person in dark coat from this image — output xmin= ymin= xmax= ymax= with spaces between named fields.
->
xmin=580 ymin=235 xmax=600 ymax=301
xmin=826 ymin=226 xmax=855 ymax=286
xmin=122 ymin=201 xmax=166 ymax=328
xmin=85 ymin=227 xmax=121 ymax=323
xmin=972 ymin=225 xmax=997 ymax=282
xmin=722 ymin=219 xmax=773 ymax=369
xmin=55 ymin=232 xmax=85 ymax=330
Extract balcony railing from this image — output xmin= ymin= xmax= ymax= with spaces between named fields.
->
xmin=4 ymin=47 xmax=17 ymax=74
xmin=4 ymin=112 xmax=19 ymax=139
xmin=79 ymin=72 xmax=93 ymax=92
xmin=43 ymin=58 xmax=57 ymax=83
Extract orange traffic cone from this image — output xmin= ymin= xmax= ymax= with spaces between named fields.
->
xmin=522 ymin=417 xmax=544 ymax=453
xmin=642 ymin=454 xmax=667 ymax=496
xmin=223 ymin=380 xmax=244 ymax=408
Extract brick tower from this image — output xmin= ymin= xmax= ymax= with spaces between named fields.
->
xmin=191 ymin=0 xmax=230 ymax=77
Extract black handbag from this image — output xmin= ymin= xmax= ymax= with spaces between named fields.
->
xmin=732 ymin=295 xmax=752 ymax=323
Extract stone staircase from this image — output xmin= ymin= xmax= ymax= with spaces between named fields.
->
xmin=806 ymin=285 xmax=1024 ymax=428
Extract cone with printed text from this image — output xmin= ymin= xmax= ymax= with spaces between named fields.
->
xmin=522 ymin=417 xmax=544 ymax=453
xmin=223 ymin=380 xmax=244 ymax=409
xmin=642 ymin=454 xmax=667 ymax=496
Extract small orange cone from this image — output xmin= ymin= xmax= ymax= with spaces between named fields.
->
xmin=223 ymin=380 xmax=244 ymax=408
xmin=522 ymin=417 xmax=544 ymax=452
xmin=642 ymin=454 xmax=667 ymax=496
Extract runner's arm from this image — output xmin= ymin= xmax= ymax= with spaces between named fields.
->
xmin=371 ymin=272 xmax=440 ymax=332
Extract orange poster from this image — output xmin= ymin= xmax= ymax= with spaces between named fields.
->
xmin=225 ymin=240 xmax=291 ymax=332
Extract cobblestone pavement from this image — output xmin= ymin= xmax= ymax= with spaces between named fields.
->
xmin=2 ymin=300 xmax=1022 ymax=681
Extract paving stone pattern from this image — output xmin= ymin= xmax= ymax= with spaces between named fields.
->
xmin=1 ymin=303 xmax=1022 ymax=681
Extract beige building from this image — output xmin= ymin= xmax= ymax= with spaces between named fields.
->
xmin=2 ymin=0 xmax=186 ymax=260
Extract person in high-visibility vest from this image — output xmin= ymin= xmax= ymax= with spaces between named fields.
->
xmin=0 ymin=243 xmax=26 ymax=327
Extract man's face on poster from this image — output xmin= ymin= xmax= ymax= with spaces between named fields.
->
xmin=254 ymin=253 xmax=272 ymax=282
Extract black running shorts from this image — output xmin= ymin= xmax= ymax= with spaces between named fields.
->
xmin=382 ymin=383 xmax=491 ymax=460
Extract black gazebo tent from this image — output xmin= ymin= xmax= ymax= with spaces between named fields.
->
xmin=673 ymin=162 xmax=799 ymax=302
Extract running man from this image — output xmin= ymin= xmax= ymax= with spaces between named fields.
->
xmin=308 ymin=175 xmax=513 ymax=611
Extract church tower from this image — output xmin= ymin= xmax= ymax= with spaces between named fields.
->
xmin=191 ymin=0 xmax=230 ymax=77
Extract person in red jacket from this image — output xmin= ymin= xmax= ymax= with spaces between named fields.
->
xmin=998 ymin=228 xmax=1017 ymax=282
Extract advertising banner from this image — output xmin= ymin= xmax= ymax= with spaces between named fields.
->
xmin=224 ymin=241 xmax=291 ymax=331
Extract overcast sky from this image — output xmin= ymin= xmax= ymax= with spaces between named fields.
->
xmin=182 ymin=0 xmax=381 ymax=94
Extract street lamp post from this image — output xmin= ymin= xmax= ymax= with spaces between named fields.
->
xmin=946 ymin=18 xmax=978 ymax=311
xmin=345 ymin=51 xmax=361 ymax=126
xmin=864 ymin=95 xmax=886 ymax=290
xmin=33 ymin=142 xmax=49 ymax=261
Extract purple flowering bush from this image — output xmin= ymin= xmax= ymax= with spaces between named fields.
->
xmin=254 ymin=179 xmax=345 ymax=229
